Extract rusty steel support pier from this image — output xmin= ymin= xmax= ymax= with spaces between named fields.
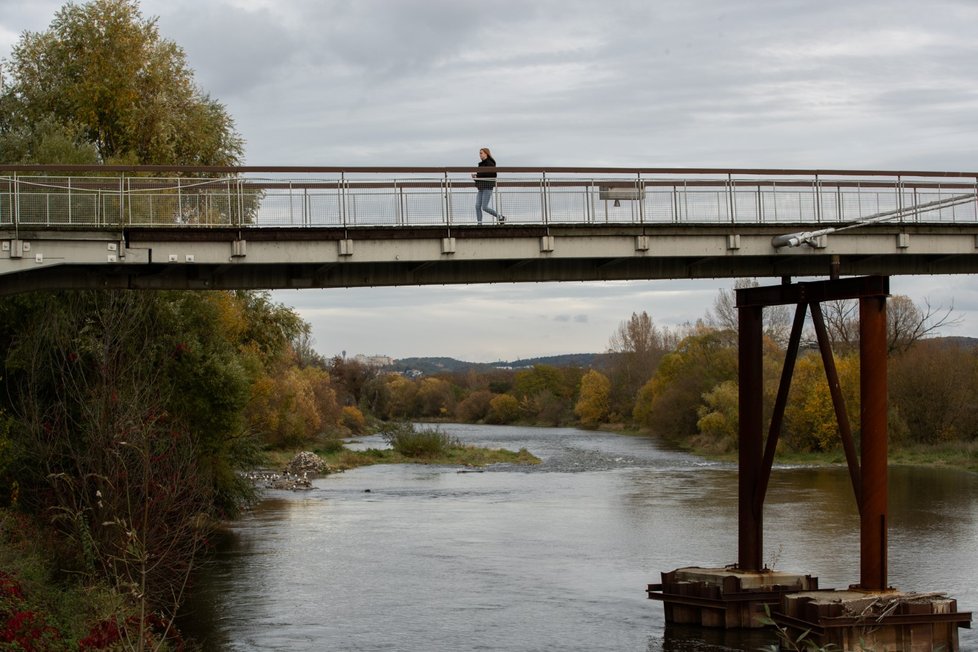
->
xmin=649 ymin=275 xmax=972 ymax=649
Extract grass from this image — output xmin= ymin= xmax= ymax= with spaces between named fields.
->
xmin=687 ymin=440 xmax=978 ymax=474
xmin=0 ymin=509 xmax=163 ymax=650
xmin=260 ymin=424 xmax=540 ymax=473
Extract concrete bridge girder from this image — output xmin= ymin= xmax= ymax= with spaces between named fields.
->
xmin=0 ymin=225 xmax=976 ymax=295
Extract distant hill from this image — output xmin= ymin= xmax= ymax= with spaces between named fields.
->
xmin=936 ymin=336 xmax=978 ymax=349
xmin=386 ymin=353 xmax=612 ymax=375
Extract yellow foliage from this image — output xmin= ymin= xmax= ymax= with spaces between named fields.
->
xmin=487 ymin=394 xmax=520 ymax=424
xmin=341 ymin=406 xmax=367 ymax=434
xmin=246 ymin=365 xmax=341 ymax=447
xmin=575 ymin=369 xmax=611 ymax=426
xmin=205 ymin=292 xmax=248 ymax=343
xmin=783 ymin=352 xmax=860 ymax=452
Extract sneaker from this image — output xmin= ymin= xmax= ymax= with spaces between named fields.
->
xmin=498 ymin=216 xmax=506 ymax=224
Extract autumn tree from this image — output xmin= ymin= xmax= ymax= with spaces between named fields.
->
xmin=706 ymin=278 xmax=792 ymax=346
xmin=0 ymin=0 xmax=242 ymax=165
xmin=512 ymin=364 xmax=582 ymax=425
xmin=417 ymin=377 xmax=455 ymax=417
xmin=456 ymin=389 xmax=494 ymax=422
xmin=889 ymin=340 xmax=978 ymax=444
xmin=633 ymin=326 xmax=738 ymax=440
xmin=820 ymin=294 xmax=958 ymax=354
xmin=606 ymin=311 xmax=675 ymax=419
xmin=781 ymin=352 xmax=861 ymax=452
xmin=574 ymin=369 xmax=611 ymax=427
xmin=694 ymin=380 xmax=739 ymax=452
xmin=329 ymin=356 xmax=379 ymax=407
xmin=0 ymin=290 xmax=257 ymax=628
xmin=487 ymin=394 xmax=520 ymax=424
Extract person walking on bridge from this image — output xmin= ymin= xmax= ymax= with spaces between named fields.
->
xmin=473 ymin=147 xmax=505 ymax=224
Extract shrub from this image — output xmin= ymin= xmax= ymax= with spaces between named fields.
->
xmin=487 ymin=394 xmax=520 ymax=424
xmin=381 ymin=424 xmax=460 ymax=457
xmin=341 ymin=406 xmax=367 ymax=434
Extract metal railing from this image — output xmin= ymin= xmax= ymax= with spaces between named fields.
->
xmin=1 ymin=165 xmax=976 ymax=230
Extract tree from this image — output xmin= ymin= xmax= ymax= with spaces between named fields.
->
xmin=329 ymin=356 xmax=378 ymax=407
xmin=1 ymin=291 xmax=251 ymax=627
xmin=781 ymin=352 xmax=861 ymax=452
xmin=417 ymin=377 xmax=455 ymax=417
xmin=575 ymin=369 xmax=611 ymax=427
xmin=487 ymin=394 xmax=520 ymax=424
xmin=455 ymin=389 xmax=494 ymax=423
xmin=695 ymin=380 xmax=739 ymax=453
xmin=1 ymin=0 xmax=242 ymax=165
xmin=889 ymin=340 xmax=978 ymax=444
xmin=820 ymin=294 xmax=958 ymax=354
xmin=707 ymin=278 xmax=792 ymax=346
xmin=606 ymin=311 xmax=675 ymax=419
xmin=632 ymin=325 xmax=738 ymax=440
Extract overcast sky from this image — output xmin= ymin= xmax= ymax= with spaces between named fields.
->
xmin=4 ymin=0 xmax=978 ymax=362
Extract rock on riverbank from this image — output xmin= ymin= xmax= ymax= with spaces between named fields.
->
xmin=248 ymin=451 xmax=332 ymax=491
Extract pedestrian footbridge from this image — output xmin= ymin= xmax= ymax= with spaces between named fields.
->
xmin=1 ymin=164 xmax=976 ymax=294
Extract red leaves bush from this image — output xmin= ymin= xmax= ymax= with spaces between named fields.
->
xmin=0 ymin=571 xmax=62 ymax=650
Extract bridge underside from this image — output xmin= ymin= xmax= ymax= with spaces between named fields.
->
xmin=1 ymin=224 xmax=977 ymax=295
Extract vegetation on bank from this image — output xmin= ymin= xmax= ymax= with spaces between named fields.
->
xmin=263 ymin=423 xmax=540 ymax=473
xmin=0 ymin=0 xmax=975 ymax=647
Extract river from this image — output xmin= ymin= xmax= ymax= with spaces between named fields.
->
xmin=179 ymin=424 xmax=978 ymax=651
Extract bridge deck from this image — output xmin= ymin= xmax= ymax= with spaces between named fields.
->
xmin=1 ymin=165 xmax=977 ymax=293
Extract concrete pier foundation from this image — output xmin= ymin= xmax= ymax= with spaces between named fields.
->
xmin=775 ymin=589 xmax=972 ymax=652
xmin=647 ymin=566 xmax=818 ymax=629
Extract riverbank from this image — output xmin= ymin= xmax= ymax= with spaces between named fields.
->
xmin=685 ymin=440 xmax=978 ymax=474
xmin=0 ymin=509 xmax=178 ymax=649
xmin=261 ymin=435 xmax=541 ymax=474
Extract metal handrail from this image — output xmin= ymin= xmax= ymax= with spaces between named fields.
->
xmin=0 ymin=166 xmax=976 ymax=229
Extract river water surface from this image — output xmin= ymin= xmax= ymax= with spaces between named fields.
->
xmin=180 ymin=425 xmax=978 ymax=651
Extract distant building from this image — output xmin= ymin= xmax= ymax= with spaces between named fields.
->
xmin=353 ymin=353 xmax=395 ymax=368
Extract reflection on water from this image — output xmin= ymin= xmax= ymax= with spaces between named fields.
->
xmin=179 ymin=425 xmax=978 ymax=651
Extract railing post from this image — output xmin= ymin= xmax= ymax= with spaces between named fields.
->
xmin=14 ymin=172 xmax=20 ymax=231
xmin=541 ymin=171 xmax=549 ymax=224
xmin=814 ymin=174 xmax=822 ymax=224
xmin=398 ymin=183 xmax=406 ymax=226
xmin=637 ymin=172 xmax=645 ymax=224
xmin=226 ymin=176 xmax=234 ymax=226
xmin=340 ymin=171 xmax=347 ymax=227
xmin=896 ymin=175 xmax=903 ymax=224
xmin=288 ymin=180 xmax=295 ymax=226
xmin=118 ymin=173 xmax=125 ymax=227
xmin=443 ymin=171 xmax=450 ymax=227
xmin=239 ymin=177 xmax=246 ymax=227
xmin=836 ymin=184 xmax=842 ymax=224
xmin=756 ymin=184 xmax=762 ymax=223
xmin=727 ymin=172 xmax=735 ymax=223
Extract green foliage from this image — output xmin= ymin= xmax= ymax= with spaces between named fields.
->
xmin=694 ymin=380 xmax=739 ymax=452
xmin=0 ymin=289 xmax=321 ymax=613
xmin=456 ymin=389 xmax=494 ymax=422
xmin=1 ymin=0 xmax=243 ymax=164
xmin=633 ymin=326 xmax=738 ymax=440
xmin=381 ymin=423 xmax=460 ymax=457
xmin=416 ymin=377 xmax=455 ymax=417
xmin=889 ymin=340 xmax=978 ymax=444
